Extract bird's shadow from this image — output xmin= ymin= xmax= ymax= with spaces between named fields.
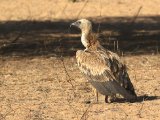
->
xmin=113 ymin=95 xmax=160 ymax=103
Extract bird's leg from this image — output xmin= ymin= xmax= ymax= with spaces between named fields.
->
xmin=93 ymin=89 xmax=99 ymax=103
xmin=107 ymin=96 xmax=113 ymax=103
xmin=105 ymin=95 xmax=116 ymax=103
xmin=96 ymin=90 xmax=99 ymax=103
xmin=105 ymin=96 xmax=109 ymax=103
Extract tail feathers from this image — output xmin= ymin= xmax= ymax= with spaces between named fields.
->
xmin=111 ymin=80 xmax=137 ymax=100
xmin=124 ymin=77 xmax=137 ymax=98
xmin=89 ymin=79 xmax=136 ymax=100
xmin=122 ymin=72 xmax=137 ymax=98
xmin=126 ymin=85 xmax=137 ymax=97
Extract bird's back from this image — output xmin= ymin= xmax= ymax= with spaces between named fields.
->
xmin=76 ymin=47 xmax=137 ymax=99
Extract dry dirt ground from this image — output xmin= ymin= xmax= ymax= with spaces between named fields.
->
xmin=0 ymin=0 xmax=160 ymax=20
xmin=0 ymin=0 xmax=160 ymax=120
xmin=0 ymin=55 xmax=160 ymax=120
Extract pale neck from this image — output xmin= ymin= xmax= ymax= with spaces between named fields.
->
xmin=81 ymin=29 xmax=101 ymax=50
xmin=81 ymin=31 xmax=89 ymax=48
xmin=82 ymin=28 xmax=91 ymax=36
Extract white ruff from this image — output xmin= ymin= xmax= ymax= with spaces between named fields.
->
xmin=81 ymin=33 xmax=88 ymax=48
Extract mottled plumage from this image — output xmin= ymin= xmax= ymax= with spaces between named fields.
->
xmin=71 ymin=19 xmax=137 ymax=103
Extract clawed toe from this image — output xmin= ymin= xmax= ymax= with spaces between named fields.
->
xmin=105 ymin=95 xmax=116 ymax=103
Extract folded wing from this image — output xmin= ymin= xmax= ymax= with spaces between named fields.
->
xmin=76 ymin=50 xmax=137 ymax=100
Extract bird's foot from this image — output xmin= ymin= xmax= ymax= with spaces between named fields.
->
xmin=105 ymin=95 xmax=116 ymax=103
xmin=105 ymin=96 xmax=110 ymax=103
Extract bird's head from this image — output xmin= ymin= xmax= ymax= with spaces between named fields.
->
xmin=70 ymin=19 xmax=92 ymax=33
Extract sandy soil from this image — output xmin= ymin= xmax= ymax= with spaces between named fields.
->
xmin=0 ymin=55 xmax=160 ymax=120
xmin=0 ymin=0 xmax=160 ymax=21
xmin=0 ymin=0 xmax=160 ymax=120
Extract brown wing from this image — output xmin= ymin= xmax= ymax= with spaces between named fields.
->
xmin=76 ymin=49 xmax=137 ymax=99
xmin=106 ymin=50 xmax=137 ymax=97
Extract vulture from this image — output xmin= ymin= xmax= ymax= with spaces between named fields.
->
xmin=70 ymin=19 xmax=137 ymax=103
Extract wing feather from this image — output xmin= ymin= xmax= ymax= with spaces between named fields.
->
xmin=76 ymin=50 xmax=136 ymax=99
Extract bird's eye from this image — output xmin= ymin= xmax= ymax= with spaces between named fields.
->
xmin=77 ymin=21 xmax=81 ymax=24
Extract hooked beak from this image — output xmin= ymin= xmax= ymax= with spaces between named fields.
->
xmin=70 ymin=21 xmax=79 ymax=28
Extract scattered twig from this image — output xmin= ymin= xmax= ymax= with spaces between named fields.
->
xmin=76 ymin=0 xmax=89 ymax=19
xmin=53 ymin=1 xmax=71 ymax=19
xmin=1 ymin=30 xmax=24 ymax=46
xmin=0 ymin=19 xmax=31 ymax=54
xmin=80 ymin=103 xmax=92 ymax=120
xmin=130 ymin=6 xmax=143 ymax=25
xmin=66 ymin=99 xmax=79 ymax=119
xmin=97 ymin=0 xmax=102 ymax=34
xmin=60 ymin=57 xmax=75 ymax=91
xmin=0 ymin=100 xmax=20 ymax=120
xmin=61 ymin=2 xmax=69 ymax=18
xmin=118 ymin=106 xmax=128 ymax=120
xmin=137 ymin=96 xmax=148 ymax=118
